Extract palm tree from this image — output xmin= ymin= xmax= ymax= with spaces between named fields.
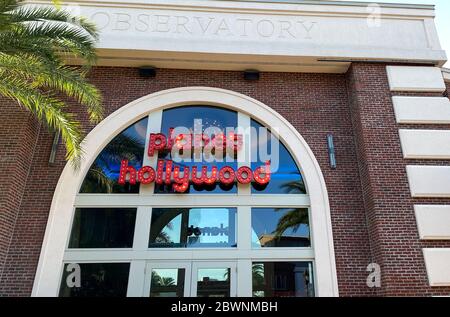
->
xmin=252 ymin=263 xmax=264 ymax=285
xmin=281 ymin=178 xmax=306 ymax=194
xmin=0 ymin=0 xmax=103 ymax=168
xmin=80 ymin=133 xmax=145 ymax=193
xmin=151 ymin=271 xmax=176 ymax=287
xmin=273 ymin=207 xmax=309 ymax=238
xmin=273 ymin=179 xmax=308 ymax=238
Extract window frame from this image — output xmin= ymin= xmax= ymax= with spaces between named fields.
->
xmin=33 ymin=87 xmax=338 ymax=297
xmin=63 ymin=108 xmax=315 ymax=297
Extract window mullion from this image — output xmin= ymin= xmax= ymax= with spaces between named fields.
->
xmin=126 ymin=260 xmax=146 ymax=297
xmin=237 ymin=259 xmax=252 ymax=296
xmin=237 ymin=112 xmax=251 ymax=196
xmin=132 ymin=206 xmax=152 ymax=250
xmin=237 ymin=206 xmax=251 ymax=250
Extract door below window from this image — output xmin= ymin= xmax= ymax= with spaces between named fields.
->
xmin=144 ymin=261 xmax=237 ymax=297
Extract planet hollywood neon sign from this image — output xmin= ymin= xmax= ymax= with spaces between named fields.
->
xmin=118 ymin=130 xmax=271 ymax=193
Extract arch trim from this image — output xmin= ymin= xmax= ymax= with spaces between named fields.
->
xmin=32 ymin=87 xmax=338 ymax=296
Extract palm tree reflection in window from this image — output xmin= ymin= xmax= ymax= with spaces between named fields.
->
xmin=151 ymin=271 xmax=176 ymax=287
xmin=154 ymin=221 xmax=174 ymax=244
xmin=252 ymin=206 xmax=310 ymax=248
xmin=273 ymin=208 xmax=309 ymax=241
xmin=252 ymin=262 xmax=314 ymax=297
xmin=80 ymin=119 xmax=147 ymax=193
xmin=281 ymin=178 xmax=306 ymax=194
xmin=149 ymin=208 xmax=236 ymax=248
xmin=272 ymin=179 xmax=309 ymax=246
xmin=150 ymin=269 xmax=185 ymax=297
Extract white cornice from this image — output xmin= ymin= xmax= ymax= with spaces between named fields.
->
xmin=27 ymin=0 xmax=446 ymax=71
xmin=29 ymin=0 xmax=436 ymax=18
xmin=214 ymin=0 xmax=435 ymax=10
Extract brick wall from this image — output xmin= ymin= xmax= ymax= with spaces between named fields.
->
xmin=0 ymin=98 xmax=40 ymax=290
xmin=0 ymin=65 xmax=445 ymax=296
xmin=347 ymin=63 xmax=450 ymax=296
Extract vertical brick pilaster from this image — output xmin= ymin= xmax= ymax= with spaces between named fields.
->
xmin=346 ymin=63 xmax=446 ymax=296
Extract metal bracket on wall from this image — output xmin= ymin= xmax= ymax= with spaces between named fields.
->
xmin=327 ymin=134 xmax=337 ymax=169
xmin=49 ymin=132 xmax=60 ymax=165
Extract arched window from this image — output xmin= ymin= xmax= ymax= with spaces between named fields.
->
xmin=33 ymin=88 xmax=337 ymax=297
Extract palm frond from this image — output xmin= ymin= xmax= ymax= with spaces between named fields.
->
xmin=5 ymin=5 xmax=97 ymax=38
xmin=0 ymin=73 xmax=84 ymax=168
xmin=0 ymin=52 xmax=102 ymax=122
xmin=273 ymin=208 xmax=309 ymax=238
xmin=86 ymin=164 xmax=114 ymax=193
xmin=0 ymin=0 xmax=19 ymax=14
xmin=13 ymin=21 xmax=97 ymax=64
xmin=0 ymin=0 xmax=102 ymax=167
xmin=0 ymin=34 xmax=59 ymax=61
xmin=280 ymin=178 xmax=306 ymax=194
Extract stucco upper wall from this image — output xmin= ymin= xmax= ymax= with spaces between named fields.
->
xmin=29 ymin=0 xmax=448 ymax=72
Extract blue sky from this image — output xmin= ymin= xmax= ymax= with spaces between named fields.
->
xmin=357 ymin=0 xmax=449 ymax=67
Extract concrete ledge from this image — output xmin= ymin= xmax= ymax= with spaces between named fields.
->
xmin=415 ymin=205 xmax=450 ymax=240
xmin=406 ymin=165 xmax=450 ymax=198
xmin=399 ymin=129 xmax=450 ymax=159
xmin=393 ymin=96 xmax=450 ymax=124
xmin=423 ymin=248 xmax=450 ymax=286
xmin=387 ymin=66 xmax=446 ymax=92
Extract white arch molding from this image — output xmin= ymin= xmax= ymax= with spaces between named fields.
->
xmin=32 ymin=87 xmax=339 ymax=297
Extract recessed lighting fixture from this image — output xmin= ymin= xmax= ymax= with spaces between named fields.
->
xmin=244 ymin=69 xmax=260 ymax=81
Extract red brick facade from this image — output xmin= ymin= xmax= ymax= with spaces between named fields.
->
xmin=0 ymin=64 xmax=448 ymax=296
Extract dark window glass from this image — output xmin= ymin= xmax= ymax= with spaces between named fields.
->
xmin=252 ymin=208 xmax=310 ymax=248
xmin=69 ymin=208 xmax=136 ymax=248
xmin=150 ymin=268 xmax=185 ymax=297
xmin=59 ymin=263 xmax=130 ymax=297
xmin=80 ymin=117 xmax=148 ymax=193
xmin=155 ymin=106 xmax=238 ymax=194
xmin=149 ymin=208 xmax=237 ymax=248
xmin=196 ymin=268 xmax=230 ymax=297
xmin=252 ymin=262 xmax=314 ymax=297
xmin=251 ymin=119 xmax=306 ymax=194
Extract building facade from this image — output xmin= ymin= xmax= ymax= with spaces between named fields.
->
xmin=1 ymin=0 xmax=450 ymax=297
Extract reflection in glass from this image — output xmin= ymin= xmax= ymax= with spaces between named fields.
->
xmin=80 ymin=117 xmax=148 ymax=193
xmin=69 ymin=208 xmax=136 ymax=248
xmin=150 ymin=269 xmax=185 ymax=297
xmin=197 ymin=268 xmax=230 ymax=297
xmin=149 ymin=208 xmax=237 ymax=248
xmin=155 ymin=105 xmax=238 ymax=194
xmin=252 ymin=208 xmax=310 ymax=248
xmin=59 ymin=263 xmax=130 ymax=297
xmin=251 ymin=119 xmax=306 ymax=194
xmin=252 ymin=262 xmax=314 ymax=297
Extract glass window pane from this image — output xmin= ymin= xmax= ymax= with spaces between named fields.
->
xmin=251 ymin=208 xmax=310 ymax=248
xmin=196 ymin=268 xmax=230 ymax=297
xmin=251 ymin=119 xmax=306 ymax=194
xmin=80 ymin=117 xmax=148 ymax=193
xmin=150 ymin=268 xmax=185 ymax=297
xmin=252 ymin=262 xmax=314 ymax=297
xmin=59 ymin=263 xmax=130 ymax=297
xmin=69 ymin=208 xmax=136 ymax=248
xmin=155 ymin=105 xmax=238 ymax=194
xmin=149 ymin=208 xmax=237 ymax=248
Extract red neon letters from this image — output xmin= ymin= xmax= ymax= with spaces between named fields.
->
xmin=148 ymin=131 xmax=243 ymax=156
xmin=118 ymin=159 xmax=271 ymax=193
xmin=118 ymin=131 xmax=270 ymax=193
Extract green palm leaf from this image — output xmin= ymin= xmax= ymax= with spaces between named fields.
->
xmin=0 ymin=0 xmax=102 ymax=168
